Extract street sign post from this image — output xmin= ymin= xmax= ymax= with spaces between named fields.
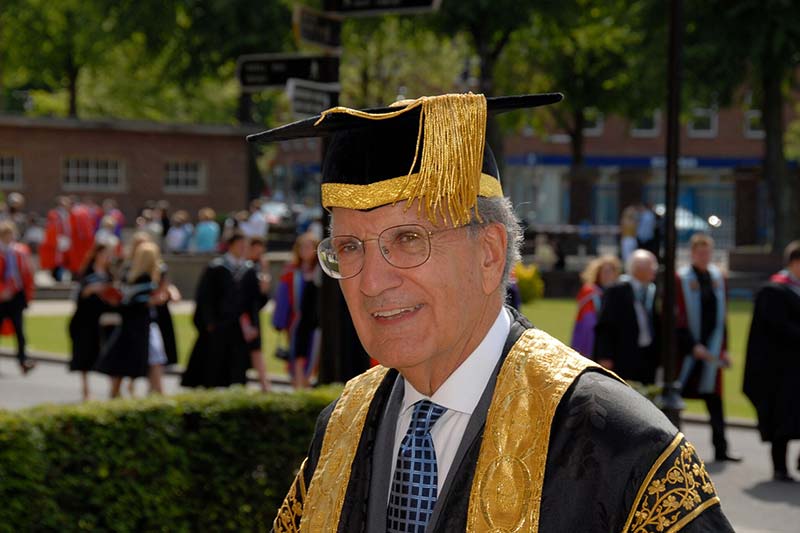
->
xmin=293 ymin=5 xmax=343 ymax=51
xmin=286 ymin=78 xmax=341 ymax=119
xmin=322 ymin=0 xmax=442 ymax=16
xmin=237 ymin=54 xmax=340 ymax=92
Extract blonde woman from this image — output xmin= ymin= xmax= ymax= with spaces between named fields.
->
xmin=570 ymin=255 xmax=622 ymax=358
xmin=95 ymin=242 xmax=163 ymax=397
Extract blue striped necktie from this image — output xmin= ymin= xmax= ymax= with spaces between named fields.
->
xmin=387 ymin=399 xmax=447 ymax=533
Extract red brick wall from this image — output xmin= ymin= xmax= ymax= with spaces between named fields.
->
xmin=0 ymin=121 xmax=250 ymax=222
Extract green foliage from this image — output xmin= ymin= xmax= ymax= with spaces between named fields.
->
xmin=494 ymin=0 xmax=656 ymax=152
xmin=339 ymin=16 xmax=467 ymax=107
xmin=514 ymin=262 xmax=544 ymax=303
xmin=0 ymin=0 xmax=292 ymax=122
xmin=0 ymin=387 xmax=340 ymax=532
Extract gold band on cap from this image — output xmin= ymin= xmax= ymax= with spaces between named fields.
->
xmin=321 ymin=173 xmax=503 ymax=212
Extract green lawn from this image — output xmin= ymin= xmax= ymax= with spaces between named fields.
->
xmin=4 ymin=299 xmax=757 ymax=419
xmin=1 ymin=311 xmax=290 ymax=376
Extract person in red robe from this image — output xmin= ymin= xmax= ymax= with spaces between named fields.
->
xmin=0 ymin=220 xmax=35 ymax=374
xmin=67 ymin=199 xmax=96 ymax=276
xmin=39 ymin=196 xmax=72 ymax=281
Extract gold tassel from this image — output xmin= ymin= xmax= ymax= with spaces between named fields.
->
xmin=315 ymin=93 xmax=487 ymax=227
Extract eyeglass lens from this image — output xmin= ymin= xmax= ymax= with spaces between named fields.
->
xmin=318 ymin=224 xmax=432 ymax=279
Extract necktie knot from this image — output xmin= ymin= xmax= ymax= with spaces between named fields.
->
xmin=409 ymin=400 xmax=446 ymax=436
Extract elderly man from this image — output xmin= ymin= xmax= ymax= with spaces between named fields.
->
xmin=594 ymin=248 xmax=660 ymax=385
xmin=251 ymin=93 xmax=732 ymax=532
xmin=745 ymin=240 xmax=800 ymax=481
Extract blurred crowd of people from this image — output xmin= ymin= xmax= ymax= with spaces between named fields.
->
xmin=569 ymin=234 xmax=800 ymax=481
xmin=0 ymin=191 xmax=323 ymax=397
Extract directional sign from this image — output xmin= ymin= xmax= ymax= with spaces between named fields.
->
xmin=286 ymin=78 xmax=341 ymax=119
xmin=322 ymin=0 xmax=442 ymax=16
xmin=237 ymin=54 xmax=340 ymax=92
xmin=293 ymin=5 xmax=342 ymax=51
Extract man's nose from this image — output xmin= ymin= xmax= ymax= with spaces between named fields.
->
xmin=358 ymin=241 xmax=401 ymax=296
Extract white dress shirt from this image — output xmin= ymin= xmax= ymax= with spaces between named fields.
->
xmin=388 ymin=308 xmax=512 ymax=499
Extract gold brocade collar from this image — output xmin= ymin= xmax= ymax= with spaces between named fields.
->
xmin=298 ymin=329 xmax=603 ymax=532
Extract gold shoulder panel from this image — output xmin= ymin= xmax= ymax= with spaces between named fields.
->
xmin=299 ymin=365 xmax=389 ymax=532
xmin=622 ymin=433 xmax=721 ymax=533
xmin=273 ymin=458 xmax=308 ymax=533
xmin=466 ymin=328 xmax=614 ymax=533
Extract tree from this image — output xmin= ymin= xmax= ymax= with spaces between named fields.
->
xmin=339 ymin=16 xmax=467 ymax=108
xmin=3 ymin=0 xmax=176 ymax=117
xmin=433 ymin=0 xmax=556 ymax=153
xmin=493 ymin=0 xmax=654 ymax=222
xmin=684 ymin=0 xmax=800 ymax=250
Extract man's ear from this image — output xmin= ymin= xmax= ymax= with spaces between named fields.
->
xmin=479 ymin=223 xmax=508 ymax=295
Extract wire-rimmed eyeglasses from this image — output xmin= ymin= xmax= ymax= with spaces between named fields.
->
xmin=317 ymin=223 xmax=469 ymax=279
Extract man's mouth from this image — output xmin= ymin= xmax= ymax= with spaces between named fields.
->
xmin=371 ymin=304 xmax=423 ymax=320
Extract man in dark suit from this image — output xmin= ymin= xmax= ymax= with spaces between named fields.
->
xmin=594 ymin=248 xmax=659 ymax=384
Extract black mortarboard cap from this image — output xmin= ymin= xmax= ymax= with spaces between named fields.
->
xmin=248 ymin=92 xmax=562 ymax=225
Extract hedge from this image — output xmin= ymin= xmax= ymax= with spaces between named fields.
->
xmin=0 ymin=386 xmax=340 ymax=533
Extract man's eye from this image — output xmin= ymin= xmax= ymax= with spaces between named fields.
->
xmin=395 ymin=231 xmax=422 ymax=244
xmin=336 ymin=241 xmax=361 ymax=255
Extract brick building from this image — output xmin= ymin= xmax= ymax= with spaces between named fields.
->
xmin=0 ymin=116 xmax=257 ymax=221
xmin=503 ymin=102 xmax=797 ymax=249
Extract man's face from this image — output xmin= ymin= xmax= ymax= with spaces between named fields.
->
xmin=331 ymin=203 xmax=496 ymax=374
xmin=632 ymin=255 xmax=657 ymax=284
xmin=691 ymin=243 xmax=712 ymax=271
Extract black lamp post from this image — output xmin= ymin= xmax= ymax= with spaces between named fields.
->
xmin=660 ymin=0 xmax=685 ymax=427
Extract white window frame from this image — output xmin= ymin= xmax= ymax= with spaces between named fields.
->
xmin=163 ymin=160 xmax=207 ymax=194
xmin=630 ymin=110 xmax=661 ymax=138
xmin=582 ymin=109 xmax=604 ymax=137
xmin=687 ymin=107 xmax=718 ymax=138
xmin=62 ymin=157 xmax=126 ymax=192
xmin=0 ymin=154 xmax=22 ymax=188
xmin=744 ymin=109 xmax=765 ymax=139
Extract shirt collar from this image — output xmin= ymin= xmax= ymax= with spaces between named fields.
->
xmin=400 ymin=308 xmax=512 ymax=417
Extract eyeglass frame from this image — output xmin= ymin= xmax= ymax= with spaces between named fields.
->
xmin=317 ymin=222 xmax=481 ymax=279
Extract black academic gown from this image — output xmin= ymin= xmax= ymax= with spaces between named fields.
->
xmin=239 ymin=265 xmax=270 ymax=352
xmin=94 ymin=274 xmax=154 ymax=378
xmin=593 ymin=280 xmax=660 ymax=384
xmin=279 ymin=309 xmax=733 ymax=532
xmin=181 ymin=257 xmax=250 ymax=387
xmin=68 ymin=271 xmax=111 ymax=372
xmin=155 ymin=263 xmax=179 ymax=366
xmin=744 ymin=281 xmax=800 ymax=442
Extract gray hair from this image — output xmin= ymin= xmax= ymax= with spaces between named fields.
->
xmin=467 ymin=196 xmax=523 ymax=294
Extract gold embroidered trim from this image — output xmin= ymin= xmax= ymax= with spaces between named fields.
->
xmin=466 ymin=328 xmax=613 ymax=533
xmin=317 ymin=93 xmax=488 ymax=226
xmin=299 ymin=365 xmax=389 ymax=532
xmin=273 ymin=457 xmax=308 ymax=533
xmin=321 ymin=173 xmax=503 ymax=214
xmin=622 ymin=434 xmax=721 ymax=533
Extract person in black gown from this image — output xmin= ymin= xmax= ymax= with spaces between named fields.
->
xmin=95 ymin=242 xmax=160 ymax=398
xmin=181 ymin=231 xmax=250 ymax=388
xmin=69 ymin=242 xmax=115 ymax=400
xmin=744 ymin=240 xmax=800 ymax=481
